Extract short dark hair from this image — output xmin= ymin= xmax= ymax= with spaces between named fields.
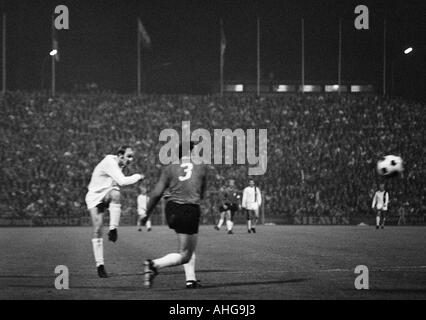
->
xmin=117 ymin=145 xmax=132 ymax=156
xmin=178 ymin=141 xmax=195 ymax=159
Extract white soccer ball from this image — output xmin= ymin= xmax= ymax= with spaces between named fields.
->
xmin=377 ymin=155 xmax=404 ymax=176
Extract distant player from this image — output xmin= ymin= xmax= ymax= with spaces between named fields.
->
xmin=85 ymin=145 xmax=144 ymax=277
xmin=142 ymin=142 xmax=207 ymax=289
xmin=137 ymin=186 xmax=151 ymax=231
xmin=397 ymin=204 xmax=407 ymax=226
xmin=372 ymin=183 xmax=389 ymax=229
xmin=215 ymin=179 xmax=240 ymax=234
xmin=242 ymin=179 xmax=262 ymax=233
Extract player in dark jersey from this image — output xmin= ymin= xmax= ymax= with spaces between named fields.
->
xmin=141 ymin=142 xmax=207 ymax=289
xmin=215 ymin=179 xmax=240 ymax=234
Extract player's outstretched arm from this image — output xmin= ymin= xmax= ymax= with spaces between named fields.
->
xmin=106 ymin=157 xmax=144 ymax=186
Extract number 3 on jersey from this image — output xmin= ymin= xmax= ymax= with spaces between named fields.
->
xmin=179 ymin=163 xmax=193 ymax=181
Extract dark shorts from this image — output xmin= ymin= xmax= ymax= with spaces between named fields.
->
xmin=245 ymin=209 xmax=259 ymax=219
xmin=96 ymin=200 xmax=111 ymax=213
xmin=219 ymin=203 xmax=238 ymax=213
xmin=166 ymin=201 xmax=201 ymax=235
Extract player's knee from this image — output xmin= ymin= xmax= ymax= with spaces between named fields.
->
xmin=93 ymin=226 xmax=103 ymax=238
xmin=110 ymin=190 xmax=121 ymax=203
xmin=180 ymin=250 xmax=192 ymax=264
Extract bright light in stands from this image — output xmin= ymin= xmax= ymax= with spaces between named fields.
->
xmin=351 ymin=85 xmax=373 ymax=92
xmin=224 ymin=84 xmax=244 ymax=92
xmin=404 ymin=47 xmax=413 ymax=54
xmin=325 ymin=85 xmax=339 ymax=92
xmin=50 ymin=49 xmax=58 ymax=56
xmin=275 ymin=85 xmax=294 ymax=92
xmin=300 ymin=85 xmax=320 ymax=92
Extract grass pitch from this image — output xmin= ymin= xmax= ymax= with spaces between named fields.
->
xmin=1 ymin=225 xmax=425 ymax=299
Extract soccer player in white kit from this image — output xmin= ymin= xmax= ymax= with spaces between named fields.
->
xmin=372 ymin=183 xmax=389 ymax=229
xmin=242 ymin=179 xmax=262 ymax=233
xmin=85 ymin=145 xmax=144 ymax=277
xmin=137 ymin=186 xmax=151 ymax=231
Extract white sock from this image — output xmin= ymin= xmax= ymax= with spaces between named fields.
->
xmin=226 ymin=220 xmax=232 ymax=231
xmin=217 ymin=218 xmax=224 ymax=228
xmin=92 ymin=238 xmax=104 ymax=267
xmin=146 ymin=220 xmax=152 ymax=229
xmin=109 ymin=203 xmax=121 ymax=230
xmin=183 ymin=253 xmax=196 ymax=282
xmin=376 ymin=216 xmax=380 ymax=226
xmin=248 ymin=220 xmax=252 ymax=230
xmin=153 ymin=253 xmax=183 ymax=269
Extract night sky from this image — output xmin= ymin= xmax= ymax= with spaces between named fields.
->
xmin=2 ymin=0 xmax=425 ymax=97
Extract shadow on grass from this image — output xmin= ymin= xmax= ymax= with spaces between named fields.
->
xmin=8 ymin=278 xmax=310 ymax=292
xmin=110 ymin=269 xmax=229 ymax=277
xmin=157 ymin=277 xmax=311 ymax=292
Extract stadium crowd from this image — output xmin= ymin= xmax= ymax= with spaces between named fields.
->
xmin=0 ymin=92 xmax=425 ymax=222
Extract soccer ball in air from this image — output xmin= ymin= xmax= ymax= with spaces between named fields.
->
xmin=377 ymin=155 xmax=404 ymax=176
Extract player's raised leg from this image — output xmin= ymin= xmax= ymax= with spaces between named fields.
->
xmin=90 ymin=206 xmax=108 ymax=278
xmin=144 ymin=233 xmax=198 ymax=288
xmin=107 ymin=189 xmax=121 ymax=242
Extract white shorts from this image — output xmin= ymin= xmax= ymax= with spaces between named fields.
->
xmin=245 ymin=203 xmax=260 ymax=211
xmin=85 ymin=186 xmax=119 ymax=210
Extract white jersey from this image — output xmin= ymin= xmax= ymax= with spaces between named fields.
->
xmin=85 ymin=155 xmax=142 ymax=209
xmin=137 ymin=194 xmax=149 ymax=216
xmin=372 ymin=190 xmax=389 ymax=211
xmin=242 ymin=186 xmax=262 ymax=211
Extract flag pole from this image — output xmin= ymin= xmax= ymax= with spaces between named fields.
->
xmin=338 ymin=18 xmax=342 ymax=95
xmin=301 ymin=18 xmax=305 ymax=94
xmin=51 ymin=54 xmax=55 ymax=96
xmin=256 ymin=17 xmax=260 ymax=97
xmin=137 ymin=19 xmax=141 ymax=96
xmin=2 ymin=13 xmax=6 ymax=94
xmin=382 ymin=19 xmax=386 ymax=97
xmin=219 ymin=19 xmax=224 ymax=97
xmin=51 ymin=16 xmax=56 ymax=97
